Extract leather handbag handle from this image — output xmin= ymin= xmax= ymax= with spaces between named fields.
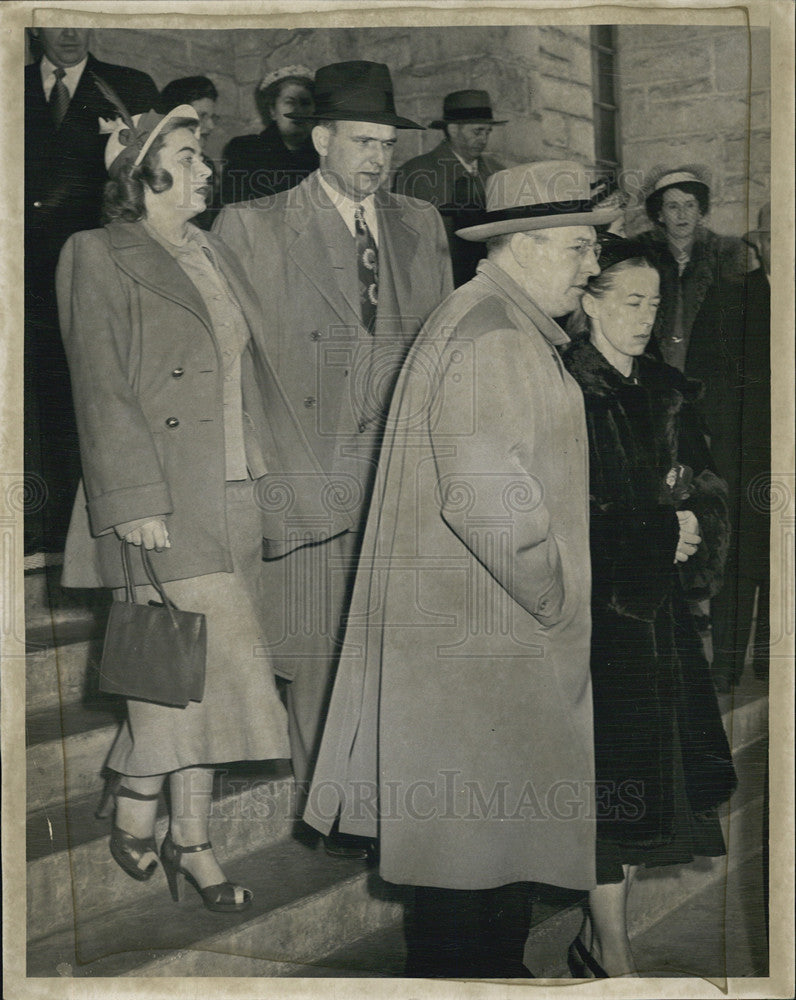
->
xmin=118 ymin=540 xmax=180 ymax=620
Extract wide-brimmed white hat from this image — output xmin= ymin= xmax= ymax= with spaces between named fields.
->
xmin=456 ymin=161 xmax=622 ymax=241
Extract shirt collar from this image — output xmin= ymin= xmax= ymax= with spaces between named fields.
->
xmin=450 ymin=146 xmax=479 ymax=175
xmin=317 ymin=169 xmax=378 ymax=243
xmin=40 ymin=54 xmax=88 ymax=94
xmin=143 ymin=220 xmax=211 ymax=258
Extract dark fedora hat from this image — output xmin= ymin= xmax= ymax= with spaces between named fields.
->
xmin=284 ymin=60 xmax=422 ymax=129
xmin=430 ymin=89 xmax=507 ymax=129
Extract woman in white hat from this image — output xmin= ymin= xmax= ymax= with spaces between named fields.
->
xmin=635 ymin=164 xmax=748 ymax=373
xmin=56 ymin=103 xmax=311 ymax=913
xmin=221 ymin=65 xmax=317 ymax=204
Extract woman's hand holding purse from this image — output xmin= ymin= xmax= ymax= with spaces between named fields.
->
xmin=114 ymin=516 xmax=170 ymax=551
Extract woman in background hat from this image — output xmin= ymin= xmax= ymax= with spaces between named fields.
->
xmin=562 ymin=240 xmax=736 ymax=977
xmin=56 ymin=104 xmax=304 ymax=914
xmin=635 ymin=164 xmax=748 ymax=373
xmin=221 ymin=65 xmax=317 ymax=204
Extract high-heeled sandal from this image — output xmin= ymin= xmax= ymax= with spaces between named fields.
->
xmin=108 ymin=785 xmax=161 ymax=882
xmin=160 ymin=831 xmax=253 ymax=913
xmin=567 ymin=935 xmax=608 ymax=978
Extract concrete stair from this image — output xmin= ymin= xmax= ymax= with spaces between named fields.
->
xmin=25 ymin=561 xmax=768 ymax=978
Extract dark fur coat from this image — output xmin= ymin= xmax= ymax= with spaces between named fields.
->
xmin=563 ymin=340 xmax=737 ymax=847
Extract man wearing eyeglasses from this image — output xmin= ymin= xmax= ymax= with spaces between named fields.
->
xmin=304 ymin=162 xmax=619 ymax=978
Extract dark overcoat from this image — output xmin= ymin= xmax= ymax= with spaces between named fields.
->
xmin=562 ymin=340 xmax=737 ymax=847
xmin=56 ymin=221 xmax=345 ymax=589
xmin=220 ymin=122 xmax=319 ymax=204
xmin=25 ymin=54 xmax=159 ymax=301
xmin=635 ymin=225 xmax=747 ymax=372
xmin=304 ymin=262 xmax=596 ymax=891
xmin=393 ymin=139 xmax=504 ymax=287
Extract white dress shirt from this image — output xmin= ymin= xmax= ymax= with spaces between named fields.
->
xmin=40 ymin=54 xmax=88 ymax=100
xmin=317 ymin=170 xmax=379 ymax=246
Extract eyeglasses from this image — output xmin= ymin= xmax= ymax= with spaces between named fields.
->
xmin=569 ymin=240 xmax=602 ymax=259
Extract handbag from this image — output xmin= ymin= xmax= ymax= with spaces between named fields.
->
xmin=99 ymin=540 xmax=207 ymax=708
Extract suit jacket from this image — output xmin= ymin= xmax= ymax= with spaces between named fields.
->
xmin=304 ymin=260 xmax=595 ymax=890
xmin=393 ymin=140 xmax=504 ymax=287
xmin=213 ymin=171 xmax=453 ymax=535
xmin=57 ymin=221 xmax=346 ymax=589
xmin=25 ymin=53 xmax=159 ymax=303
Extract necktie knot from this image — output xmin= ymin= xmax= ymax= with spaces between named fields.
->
xmin=54 ymin=66 xmax=66 ymax=81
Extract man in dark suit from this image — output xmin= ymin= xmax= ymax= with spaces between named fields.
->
xmin=25 ymin=28 xmax=158 ymax=552
xmin=214 ymin=61 xmax=453 ymax=857
xmin=392 ymin=90 xmax=506 ymax=286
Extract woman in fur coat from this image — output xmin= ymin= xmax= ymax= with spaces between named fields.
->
xmin=562 ymin=240 xmax=737 ymax=978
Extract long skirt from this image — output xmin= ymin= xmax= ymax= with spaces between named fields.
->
xmin=106 ymin=480 xmax=290 ymax=776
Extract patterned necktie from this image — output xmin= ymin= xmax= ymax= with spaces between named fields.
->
xmin=49 ymin=67 xmax=70 ymax=128
xmin=354 ymin=204 xmax=378 ymax=334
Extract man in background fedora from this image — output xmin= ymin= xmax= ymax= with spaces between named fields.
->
xmin=304 ymin=162 xmax=619 ymax=975
xmin=393 ymin=89 xmax=507 ymax=286
xmin=214 ymin=60 xmax=452 ymax=857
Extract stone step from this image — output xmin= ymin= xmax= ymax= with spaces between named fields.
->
xmin=27 ymin=763 xmax=296 ymax=941
xmin=24 ymin=563 xmax=109 ymax=633
xmin=25 ymin=730 xmax=766 ymax=979
xmin=27 ymin=700 xmax=124 ymax=812
xmin=291 ymin=850 xmax=768 ymax=979
xmin=526 ymin=737 xmax=768 ymax=977
xmin=287 ymin=734 xmax=768 ymax=978
xmin=26 ymin=836 xmax=405 ymax=978
xmin=26 ymin=623 xmax=106 ymax=715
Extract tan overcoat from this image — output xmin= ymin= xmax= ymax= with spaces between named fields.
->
xmin=304 ymin=261 xmax=596 ymax=891
xmin=57 ymin=221 xmax=345 ymax=589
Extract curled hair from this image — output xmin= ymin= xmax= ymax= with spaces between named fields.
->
xmin=646 ymin=180 xmax=710 ymax=223
xmin=102 ymin=116 xmax=198 ymax=223
xmin=158 ymin=76 xmax=218 ymax=113
xmin=566 ymin=256 xmax=658 ymax=338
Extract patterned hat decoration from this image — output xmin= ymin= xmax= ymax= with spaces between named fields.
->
xmin=259 ymin=64 xmax=314 ymax=91
xmin=93 ymin=72 xmax=199 ymax=176
xmin=100 ymin=105 xmax=199 ymax=176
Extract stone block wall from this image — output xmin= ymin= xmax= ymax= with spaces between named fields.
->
xmin=617 ymin=25 xmax=770 ymax=237
xmin=86 ymin=26 xmax=596 ymax=172
xmin=35 ymin=24 xmax=769 ymax=232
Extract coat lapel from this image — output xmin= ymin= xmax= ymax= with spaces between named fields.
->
xmin=106 ymin=222 xmax=214 ymax=334
xmin=286 ymin=176 xmax=361 ymax=326
xmin=375 ymin=189 xmax=420 ymax=338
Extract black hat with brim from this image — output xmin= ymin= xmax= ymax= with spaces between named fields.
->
xmin=430 ymin=89 xmax=507 ymax=129
xmin=285 ymin=60 xmax=423 ymax=130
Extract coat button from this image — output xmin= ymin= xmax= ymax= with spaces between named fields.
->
xmin=165 ymin=417 xmax=180 ymax=428
xmin=171 ymin=367 xmax=185 ymax=378
xmin=309 ymin=330 xmax=321 ymax=341
xmin=304 ymin=396 xmax=316 ymax=408
xmin=358 ymin=420 xmax=367 ymax=433
xmin=33 ymin=200 xmax=43 ymax=208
